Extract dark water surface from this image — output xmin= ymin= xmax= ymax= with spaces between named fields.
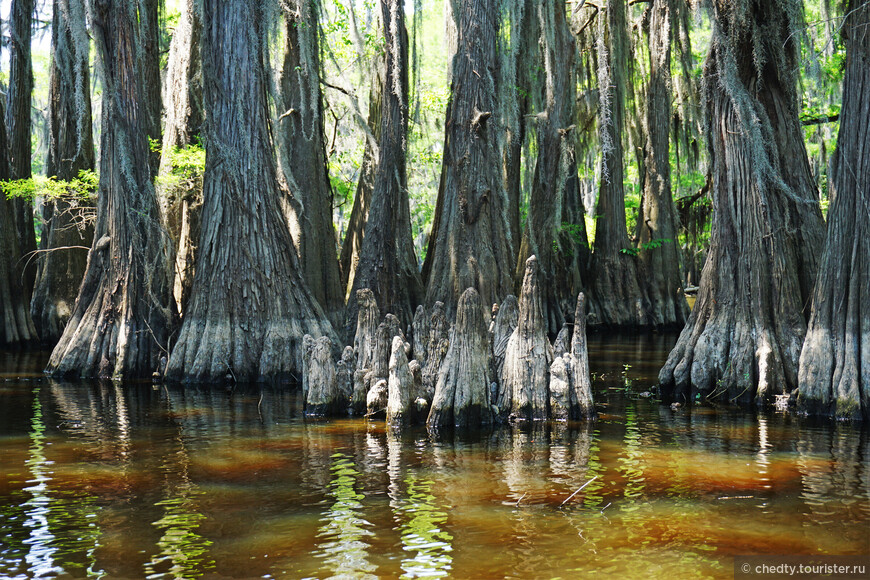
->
xmin=1 ymin=334 xmax=868 ymax=579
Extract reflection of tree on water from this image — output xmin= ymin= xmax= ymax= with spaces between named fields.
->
xmin=313 ymin=452 xmax=377 ymax=579
xmin=143 ymin=386 xmax=215 ymax=579
xmin=796 ymin=424 xmax=870 ymax=553
xmin=386 ymin=433 xmax=453 ymax=579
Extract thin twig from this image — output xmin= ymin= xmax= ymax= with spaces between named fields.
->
xmin=515 ymin=492 xmax=527 ymax=507
xmin=560 ymin=475 xmax=598 ymax=507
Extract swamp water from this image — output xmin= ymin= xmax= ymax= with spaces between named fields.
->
xmin=1 ymin=334 xmax=868 ymax=579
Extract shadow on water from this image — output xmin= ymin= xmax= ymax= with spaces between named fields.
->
xmin=1 ymin=336 xmax=868 ymax=579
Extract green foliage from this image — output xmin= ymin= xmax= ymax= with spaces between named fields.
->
xmin=2 ymin=170 xmax=98 ymax=202
xmin=619 ymin=238 xmax=673 ymax=257
xmin=157 ymin=142 xmax=206 ymax=195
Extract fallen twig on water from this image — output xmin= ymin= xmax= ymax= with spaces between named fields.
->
xmin=515 ymin=492 xmax=527 ymax=507
xmin=560 ymin=475 xmax=598 ymax=507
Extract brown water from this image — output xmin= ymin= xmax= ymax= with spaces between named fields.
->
xmin=1 ymin=335 xmax=868 ymax=579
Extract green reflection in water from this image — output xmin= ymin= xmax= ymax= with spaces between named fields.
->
xmin=618 ymin=405 xmax=646 ymax=505
xmin=20 ymin=388 xmax=104 ymax=578
xmin=581 ymin=428 xmax=606 ymax=509
xmin=397 ymin=476 xmax=452 ymax=578
xmin=315 ymin=452 xmax=376 ymax=579
xmin=144 ymin=491 xmax=213 ymax=579
xmin=145 ymin=392 xmax=214 ymax=580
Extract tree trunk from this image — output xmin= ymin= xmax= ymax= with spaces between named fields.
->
xmin=421 ymin=301 xmax=449 ymax=399
xmin=659 ymin=0 xmax=826 ymax=406
xmin=340 ymin=58 xmax=384 ymax=297
xmin=7 ymin=0 xmax=37 ymax=297
xmin=500 ymin=256 xmax=553 ymax=420
xmin=491 ymin=294 xmax=518 ymax=392
xmin=165 ymin=0 xmax=336 ymax=383
xmin=141 ymin=0 xmax=162 ymax=174
xmin=31 ymin=0 xmax=96 ymax=344
xmin=387 ymin=335 xmax=414 ymax=425
xmin=798 ymin=0 xmax=870 ymax=420
xmin=347 ymin=0 xmax=424 ymax=337
xmin=46 ymin=0 xmax=175 ymax=378
xmin=278 ymin=0 xmax=345 ymax=331
xmin=427 ymin=287 xmax=494 ymax=429
xmin=159 ymin=0 xmax=203 ymax=315
xmin=636 ymin=0 xmax=688 ymax=329
xmin=587 ymin=0 xmax=649 ymax=328
xmin=422 ymin=0 xmax=514 ymax=317
xmin=1 ymin=103 xmax=36 ymax=345
xmin=304 ymin=335 xmax=343 ymax=417
xmin=516 ymin=0 xmax=586 ymax=337
xmin=549 ymin=292 xmax=595 ymax=420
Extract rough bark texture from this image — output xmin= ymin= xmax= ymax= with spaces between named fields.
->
xmin=637 ymin=0 xmax=688 ymax=329
xmin=47 ymin=0 xmax=175 ymax=378
xmin=340 ymin=58 xmax=384 ymax=297
xmin=31 ymin=0 xmax=96 ymax=344
xmin=336 ymin=345 xmax=355 ymax=406
xmin=516 ymin=0 xmax=586 ymax=337
xmin=304 ymin=335 xmax=342 ymax=417
xmin=373 ymin=314 xmax=406 ymax=382
xmin=550 ymin=292 xmax=595 ymax=420
xmin=421 ymin=301 xmax=449 ymax=398
xmin=141 ymin=0 xmax=162 ymax=174
xmin=427 ymin=287 xmax=493 ymax=429
xmin=490 ymin=294 xmax=518 ymax=398
xmin=587 ymin=0 xmax=649 ymax=328
xmin=7 ymin=0 xmax=37 ymax=296
xmin=798 ymin=0 xmax=870 ymax=421
xmin=422 ymin=0 xmax=514 ymax=317
xmin=387 ymin=335 xmax=414 ymax=425
xmin=500 ymin=256 xmax=553 ymax=420
xmin=367 ymin=378 xmax=389 ymax=417
xmin=347 ymin=0 xmax=424 ymax=337
xmin=159 ymin=0 xmax=203 ymax=315
xmin=165 ymin=0 xmax=336 ymax=382
xmin=351 ymin=289 xmax=380 ymax=413
xmin=659 ymin=0 xmax=825 ymax=406
xmin=278 ymin=0 xmax=345 ymax=331
xmin=1 ymin=116 xmax=37 ymax=345
xmin=411 ymin=304 xmax=428 ymax=364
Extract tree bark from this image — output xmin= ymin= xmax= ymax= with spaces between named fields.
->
xmin=46 ymin=0 xmax=175 ymax=378
xmin=422 ymin=0 xmax=514 ymax=317
xmin=340 ymin=58 xmax=384 ymax=297
xmin=165 ymin=0 xmax=336 ymax=383
xmin=637 ymin=0 xmax=688 ymax=329
xmin=586 ymin=0 xmax=649 ymax=328
xmin=427 ymin=287 xmax=494 ymax=429
xmin=346 ymin=0 xmax=424 ymax=338
xmin=278 ymin=0 xmax=345 ymax=331
xmin=141 ymin=0 xmax=162 ymax=174
xmin=387 ymin=335 xmax=414 ymax=425
xmin=798 ymin=0 xmax=870 ymax=421
xmin=550 ymin=292 xmax=595 ymax=420
xmin=7 ymin=0 xmax=37 ymax=297
xmin=659 ymin=0 xmax=826 ymax=406
xmin=421 ymin=301 xmax=449 ymax=399
xmin=516 ymin=0 xmax=587 ymax=336
xmin=31 ymin=0 xmax=96 ymax=344
xmin=490 ymin=293 xmax=518 ymax=403
xmin=159 ymin=0 xmax=203 ymax=315
xmin=500 ymin=256 xmax=553 ymax=420
xmin=1 ymin=107 xmax=36 ymax=345
xmin=304 ymin=335 xmax=343 ymax=417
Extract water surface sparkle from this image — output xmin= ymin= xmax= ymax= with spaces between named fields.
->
xmin=1 ymin=336 xmax=868 ymax=579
